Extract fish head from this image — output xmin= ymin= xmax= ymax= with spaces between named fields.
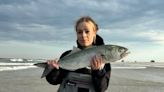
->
xmin=118 ymin=46 xmax=129 ymax=58
xmin=104 ymin=45 xmax=129 ymax=62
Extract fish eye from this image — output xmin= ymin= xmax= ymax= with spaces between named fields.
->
xmin=119 ymin=48 xmax=125 ymax=53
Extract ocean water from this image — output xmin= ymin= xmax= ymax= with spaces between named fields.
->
xmin=1 ymin=58 xmax=164 ymax=72
xmin=0 ymin=58 xmax=45 ymax=71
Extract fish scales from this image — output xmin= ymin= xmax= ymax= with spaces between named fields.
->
xmin=59 ymin=46 xmax=103 ymax=70
xmin=34 ymin=44 xmax=129 ymax=78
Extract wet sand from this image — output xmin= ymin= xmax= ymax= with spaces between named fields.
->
xmin=0 ymin=62 xmax=164 ymax=92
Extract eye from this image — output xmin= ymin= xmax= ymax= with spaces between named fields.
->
xmin=119 ymin=48 xmax=124 ymax=53
xmin=78 ymin=32 xmax=82 ymax=34
xmin=84 ymin=30 xmax=89 ymax=34
xmin=77 ymin=30 xmax=83 ymax=34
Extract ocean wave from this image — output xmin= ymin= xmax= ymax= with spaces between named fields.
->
xmin=0 ymin=58 xmax=45 ymax=63
xmin=152 ymin=66 xmax=164 ymax=68
xmin=0 ymin=66 xmax=37 ymax=71
xmin=112 ymin=66 xmax=147 ymax=69
xmin=0 ymin=63 xmax=34 ymax=66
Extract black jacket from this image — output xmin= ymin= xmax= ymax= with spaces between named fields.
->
xmin=46 ymin=35 xmax=111 ymax=92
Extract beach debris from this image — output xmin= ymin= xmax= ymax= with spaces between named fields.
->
xmin=150 ymin=60 xmax=155 ymax=63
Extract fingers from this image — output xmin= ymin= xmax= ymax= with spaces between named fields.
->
xmin=47 ymin=59 xmax=59 ymax=69
xmin=91 ymin=54 xmax=105 ymax=70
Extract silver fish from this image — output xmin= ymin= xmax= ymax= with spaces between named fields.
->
xmin=34 ymin=44 xmax=129 ymax=78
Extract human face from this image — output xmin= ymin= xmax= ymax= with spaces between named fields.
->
xmin=76 ymin=21 xmax=96 ymax=47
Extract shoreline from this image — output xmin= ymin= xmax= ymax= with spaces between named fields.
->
xmin=0 ymin=64 xmax=164 ymax=92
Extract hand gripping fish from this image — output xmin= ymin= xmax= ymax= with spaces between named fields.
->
xmin=34 ymin=44 xmax=130 ymax=78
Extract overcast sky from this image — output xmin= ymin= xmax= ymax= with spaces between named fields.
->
xmin=0 ymin=0 xmax=164 ymax=62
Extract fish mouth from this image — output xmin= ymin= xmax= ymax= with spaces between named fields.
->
xmin=120 ymin=49 xmax=130 ymax=58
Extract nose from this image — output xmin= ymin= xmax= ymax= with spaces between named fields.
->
xmin=82 ymin=31 xmax=87 ymax=38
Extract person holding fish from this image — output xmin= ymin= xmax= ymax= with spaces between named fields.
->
xmin=46 ymin=16 xmax=111 ymax=92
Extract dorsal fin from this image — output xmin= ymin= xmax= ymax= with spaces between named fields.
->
xmin=62 ymin=46 xmax=81 ymax=58
xmin=70 ymin=46 xmax=81 ymax=54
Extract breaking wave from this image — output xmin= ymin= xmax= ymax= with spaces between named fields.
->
xmin=0 ymin=58 xmax=44 ymax=72
xmin=0 ymin=66 xmax=37 ymax=71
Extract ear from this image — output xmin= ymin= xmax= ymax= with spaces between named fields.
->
xmin=94 ymin=30 xmax=97 ymax=34
xmin=93 ymin=35 xmax=96 ymax=44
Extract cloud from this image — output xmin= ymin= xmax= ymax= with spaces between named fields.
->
xmin=0 ymin=0 xmax=163 ymax=44
xmin=0 ymin=40 xmax=70 ymax=59
xmin=0 ymin=0 xmax=164 ymax=60
xmin=138 ymin=30 xmax=164 ymax=45
xmin=0 ymin=22 xmax=76 ymax=42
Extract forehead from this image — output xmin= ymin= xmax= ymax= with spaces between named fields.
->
xmin=77 ymin=21 xmax=95 ymax=30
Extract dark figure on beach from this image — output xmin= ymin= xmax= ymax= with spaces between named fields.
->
xmin=46 ymin=16 xmax=111 ymax=92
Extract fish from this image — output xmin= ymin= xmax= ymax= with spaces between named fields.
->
xmin=34 ymin=44 xmax=129 ymax=78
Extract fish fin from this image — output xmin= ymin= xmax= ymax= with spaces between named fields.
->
xmin=96 ymin=51 xmax=105 ymax=58
xmin=71 ymin=46 xmax=81 ymax=53
xmin=34 ymin=62 xmax=52 ymax=78
xmin=34 ymin=62 xmax=47 ymax=68
xmin=62 ymin=46 xmax=81 ymax=58
xmin=41 ymin=65 xmax=53 ymax=78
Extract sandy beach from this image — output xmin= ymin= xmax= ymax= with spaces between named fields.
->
xmin=0 ymin=62 xmax=164 ymax=92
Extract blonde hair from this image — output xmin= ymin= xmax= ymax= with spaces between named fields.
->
xmin=75 ymin=16 xmax=98 ymax=31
